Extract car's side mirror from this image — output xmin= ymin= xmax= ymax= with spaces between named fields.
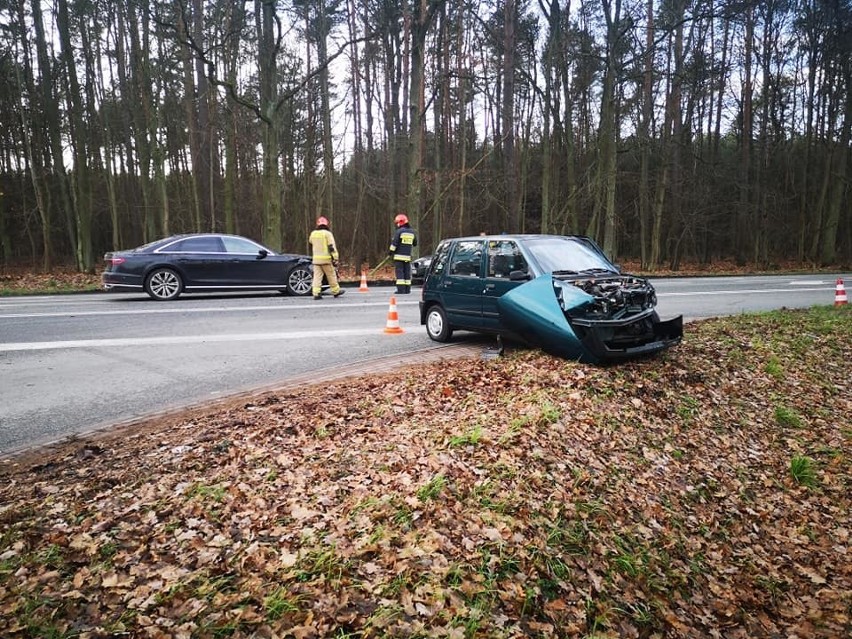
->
xmin=257 ymin=249 xmax=268 ymax=259
xmin=509 ymin=270 xmax=531 ymax=281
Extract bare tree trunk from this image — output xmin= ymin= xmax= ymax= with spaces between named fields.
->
xmin=126 ymin=0 xmax=157 ymax=242
xmin=667 ymin=4 xmax=684 ymax=270
xmin=406 ymin=0 xmax=445 ymax=230
xmin=221 ymin=1 xmax=246 ymax=235
xmin=58 ymin=0 xmax=96 ymax=271
xmin=316 ymin=0 xmax=335 ymax=221
xmin=638 ymin=0 xmax=654 ymax=268
xmin=178 ymin=8 xmax=203 ymax=231
xmin=537 ymin=0 xmax=554 ymax=233
xmin=12 ymin=59 xmax=52 ymax=269
xmin=589 ymin=0 xmax=622 ymax=258
xmin=737 ymin=6 xmax=755 ymax=263
xmin=31 ymin=0 xmax=76 ymax=268
xmin=257 ymin=0 xmax=282 ymax=249
xmin=193 ymin=0 xmax=215 ymax=231
xmin=346 ymin=0 xmax=365 ymax=262
xmin=798 ymin=8 xmax=819 ymax=262
xmin=502 ymin=0 xmax=518 ymax=233
xmin=820 ymin=61 xmax=851 ymax=264
xmin=92 ymin=24 xmax=121 ymax=250
xmin=559 ymin=44 xmax=578 ymax=235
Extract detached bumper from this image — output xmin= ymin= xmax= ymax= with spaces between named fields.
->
xmin=571 ymin=313 xmax=683 ymax=363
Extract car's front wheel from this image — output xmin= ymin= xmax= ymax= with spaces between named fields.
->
xmin=285 ymin=264 xmax=312 ymax=296
xmin=425 ymin=305 xmax=453 ymax=342
xmin=145 ymin=268 xmax=183 ymax=301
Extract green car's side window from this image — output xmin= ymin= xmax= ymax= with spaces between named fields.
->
xmin=431 ymin=242 xmax=452 ymax=275
xmin=487 ymin=240 xmax=527 ymax=278
xmin=448 ymin=240 xmax=484 ymax=276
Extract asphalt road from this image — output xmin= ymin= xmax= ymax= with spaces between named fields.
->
xmin=0 ymin=273 xmax=848 ymax=456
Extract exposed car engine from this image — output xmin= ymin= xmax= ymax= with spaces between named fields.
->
xmin=565 ymin=276 xmax=658 ymax=319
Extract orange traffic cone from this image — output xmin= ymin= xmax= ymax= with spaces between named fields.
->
xmin=835 ymin=278 xmax=848 ymax=306
xmin=384 ymin=296 xmax=404 ymax=334
xmin=359 ymin=271 xmax=369 ymax=292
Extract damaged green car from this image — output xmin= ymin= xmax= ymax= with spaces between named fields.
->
xmin=419 ymin=234 xmax=682 ymax=363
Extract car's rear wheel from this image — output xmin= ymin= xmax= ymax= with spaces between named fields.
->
xmin=425 ymin=305 xmax=452 ymax=342
xmin=145 ymin=268 xmax=183 ymax=301
xmin=286 ymin=265 xmax=312 ymax=296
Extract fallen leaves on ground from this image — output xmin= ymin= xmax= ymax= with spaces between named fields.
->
xmin=0 ymin=307 xmax=849 ymax=638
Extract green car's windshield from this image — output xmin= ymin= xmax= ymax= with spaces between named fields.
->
xmin=525 ymin=237 xmax=618 ymax=274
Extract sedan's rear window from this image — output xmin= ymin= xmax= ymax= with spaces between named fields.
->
xmin=222 ymin=236 xmax=271 ymax=254
xmin=162 ymin=236 xmax=225 ymax=253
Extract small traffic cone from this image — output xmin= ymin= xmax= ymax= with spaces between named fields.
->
xmin=359 ymin=271 xmax=369 ymax=292
xmin=835 ymin=278 xmax=848 ymax=306
xmin=383 ymin=295 xmax=404 ymax=334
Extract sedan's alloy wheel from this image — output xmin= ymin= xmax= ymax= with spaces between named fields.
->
xmin=287 ymin=266 xmax=312 ymax=296
xmin=146 ymin=268 xmax=182 ymax=301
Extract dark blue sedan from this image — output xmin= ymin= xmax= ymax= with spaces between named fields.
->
xmin=102 ymin=234 xmax=314 ymax=300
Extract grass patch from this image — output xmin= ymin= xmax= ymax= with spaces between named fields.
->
xmin=775 ymin=405 xmax=803 ymax=428
xmin=417 ymin=474 xmax=447 ymax=501
xmin=449 ymin=423 xmax=482 ymax=448
xmin=263 ymin=587 xmax=302 ymax=620
xmin=789 ymin=455 xmax=818 ymax=487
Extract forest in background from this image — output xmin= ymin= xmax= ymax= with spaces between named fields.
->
xmin=0 ymin=0 xmax=850 ymax=274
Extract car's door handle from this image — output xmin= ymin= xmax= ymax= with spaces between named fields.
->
xmin=485 ymin=283 xmax=496 ymax=290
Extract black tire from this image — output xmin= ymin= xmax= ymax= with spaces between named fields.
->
xmin=286 ymin=264 xmax=313 ymax=296
xmin=425 ymin=305 xmax=453 ymax=342
xmin=145 ymin=267 xmax=183 ymax=301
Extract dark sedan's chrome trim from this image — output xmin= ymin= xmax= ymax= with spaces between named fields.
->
xmin=184 ymin=284 xmax=286 ymax=290
xmin=103 ymin=283 xmax=143 ymax=290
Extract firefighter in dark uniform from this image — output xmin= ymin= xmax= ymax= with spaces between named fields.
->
xmin=388 ymin=213 xmax=417 ymax=294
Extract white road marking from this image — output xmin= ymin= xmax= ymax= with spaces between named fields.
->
xmin=659 ymin=287 xmax=829 ymax=296
xmin=0 ymin=300 xmax=416 ymax=320
xmin=0 ymin=327 xmax=415 ymax=352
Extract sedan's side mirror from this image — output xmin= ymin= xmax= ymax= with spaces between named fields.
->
xmin=509 ymin=269 xmax=531 ymax=281
xmin=257 ymin=249 xmax=268 ymax=259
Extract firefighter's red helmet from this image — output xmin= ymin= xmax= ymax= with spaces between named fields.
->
xmin=394 ymin=213 xmax=409 ymax=227
xmin=316 ymin=216 xmax=329 ymax=227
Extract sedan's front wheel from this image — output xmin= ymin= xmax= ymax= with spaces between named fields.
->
xmin=425 ymin=305 xmax=453 ymax=342
xmin=145 ymin=268 xmax=183 ymax=301
xmin=285 ymin=265 xmax=313 ymax=296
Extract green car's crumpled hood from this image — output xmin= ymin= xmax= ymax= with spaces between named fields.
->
xmin=497 ymin=274 xmax=682 ymax=363
xmin=498 ymin=274 xmax=593 ymax=361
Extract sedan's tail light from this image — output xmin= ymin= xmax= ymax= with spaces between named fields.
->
xmin=107 ymin=256 xmax=126 ymax=269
